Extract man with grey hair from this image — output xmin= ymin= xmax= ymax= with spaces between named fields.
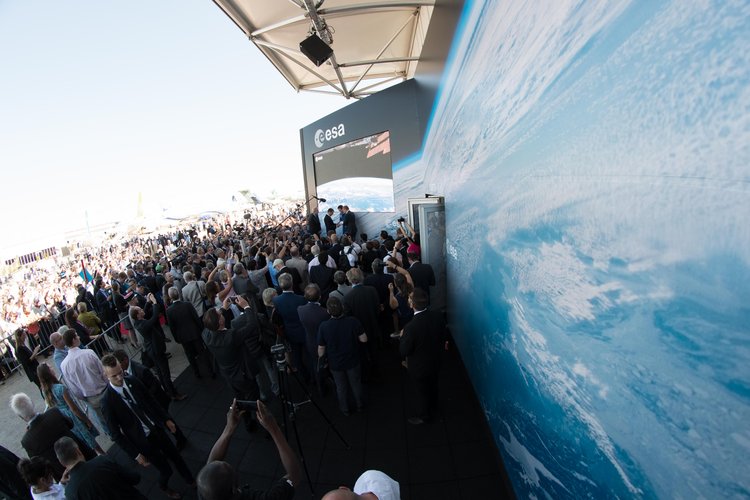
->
xmin=10 ymin=393 xmax=94 ymax=481
xmin=307 ymin=245 xmax=337 ymax=272
xmin=181 ymin=271 xmax=208 ymax=318
xmin=50 ymin=327 xmax=69 ymax=374
xmin=285 ymin=246 xmax=309 ymax=288
xmin=231 ymin=262 xmax=259 ymax=297
xmin=274 ymin=259 xmax=302 ymax=294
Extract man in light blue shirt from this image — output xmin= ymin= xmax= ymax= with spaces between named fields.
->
xmin=50 ymin=328 xmax=68 ymax=375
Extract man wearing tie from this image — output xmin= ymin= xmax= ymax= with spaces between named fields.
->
xmin=100 ymin=354 xmax=193 ymax=499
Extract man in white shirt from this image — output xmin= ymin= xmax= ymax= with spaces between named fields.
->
xmin=59 ymin=328 xmax=109 ymax=435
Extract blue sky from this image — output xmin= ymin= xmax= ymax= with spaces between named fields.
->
xmin=0 ymin=0 xmax=345 ymax=254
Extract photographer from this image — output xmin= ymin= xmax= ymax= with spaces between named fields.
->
xmin=397 ymin=218 xmax=421 ymax=258
xmin=197 ymin=400 xmax=300 ymax=500
xmin=202 ymin=295 xmax=262 ymax=431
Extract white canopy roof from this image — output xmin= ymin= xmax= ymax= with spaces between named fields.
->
xmin=213 ymin=0 xmax=434 ymax=99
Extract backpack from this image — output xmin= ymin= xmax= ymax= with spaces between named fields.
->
xmin=338 ymin=245 xmax=356 ymax=271
xmin=337 ymin=253 xmax=351 ymax=272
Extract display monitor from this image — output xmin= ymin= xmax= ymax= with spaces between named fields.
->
xmin=313 ymin=131 xmax=394 ymax=212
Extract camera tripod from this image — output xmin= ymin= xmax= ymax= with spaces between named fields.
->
xmin=274 ymin=348 xmax=349 ymax=496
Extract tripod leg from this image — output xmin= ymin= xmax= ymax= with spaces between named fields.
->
xmin=288 ymin=368 xmax=350 ymax=449
xmin=277 ymin=366 xmax=315 ymax=496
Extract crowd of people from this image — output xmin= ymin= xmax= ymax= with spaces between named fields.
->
xmin=1 ymin=199 xmax=444 ymax=499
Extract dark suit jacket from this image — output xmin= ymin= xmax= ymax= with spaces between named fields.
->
xmin=165 ymin=300 xmax=202 ymax=343
xmin=328 ymin=243 xmax=344 ymax=264
xmin=21 ymin=409 xmax=94 ymax=481
xmin=342 ymin=211 xmax=357 ymax=238
xmin=65 ymin=455 xmax=146 ymax=500
xmin=102 ymin=376 xmax=172 ymax=459
xmin=307 ymin=213 xmax=321 ymax=234
xmin=277 ymin=266 xmax=303 ymax=294
xmin=324 ymin=214 xmax=336 ymax=233
xmin=399 ymin=310 xmax=447 ymax=378
xmin=272 ymin=292 xmax=307 ymax=343
xmin=364 ymin=273 xmax=394 ymax=307
xmin=408 ymin=262 xmax=436 ymax=295
xmin=128 ymin=359 xmax=170 ymax=410
xmin=0 ymin=445 xmax=32 ymax=500
xmin=202 ymin=310 xmax=255 ymax=391
xmin=132 ymin=303 xmax=166 ymax=355
xmin=309 ymin=264 xmax=335 ymax=298
xmin=231 ymin=274 xmax=259 ymax=297
xmin=297 ymin=302 xmax=330 ymax=347
xmin=343 ymin=285 xmax=380 ymax=337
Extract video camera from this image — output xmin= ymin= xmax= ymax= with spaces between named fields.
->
xmin=271 ymin=342 xmax=290 ymax=366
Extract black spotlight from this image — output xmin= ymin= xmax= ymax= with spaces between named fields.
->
xmin=300 ymin=34 xmax=333 ymax=66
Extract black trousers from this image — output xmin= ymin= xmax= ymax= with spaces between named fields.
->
xmin=413 ymin=372 xmax=439 ymax=420
xmin=145 ymin=427 xmax=193 ymax=489
xmin=181 ymin=338 xmax=214 ymax=377
xmin=152 ymin=350 xmax=177 ymax=397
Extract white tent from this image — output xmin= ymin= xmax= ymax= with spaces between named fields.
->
xmin=213 ymin=0 xmax=434 ymax=99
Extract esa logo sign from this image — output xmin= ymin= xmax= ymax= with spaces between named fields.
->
xmin=314 ymin=123 xmax=346 ymax=148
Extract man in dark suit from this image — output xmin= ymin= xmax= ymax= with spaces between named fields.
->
xmin=307 ymin=207 xmax=321 ymax=236
xmin=399 ymin=288 xmax=448 ymax=425
xmin=343 ymin=268 xmax=381 ymax=344
xmin=112 ymin=349 xmax=188 ymax=450
xmin=9 ymin=393 xmax=94 ymax=481
xmin=297 ymin=284 xmax=331 ymax=392
xmin=272 ymin=273 xmax=309 ymax=379
xmin=165 ymin=287 xmax=214 ymax=378
xmin=341 ymin=205 xmax=357 ymax=240
xmin=0 ymin=444 xmax=33 ymax=499
xmin=100 ymin=355 xmax=193 ymax=499
xmin=323 ymin=208 xmax=337 ymax=234
xmin=202 ymin=296 xmax=261 ymax=431
xmin=406 ymin=252 xmax=436 ymax=300
xmin=327 ymin=233 xmax=344 ymax=264
xmin=364 ymin=259 xmax=395 ymax=336
xmin=54 ymin=436 xmax=147 ymax=500
xmin=129 ymin=293 xmax=185 ymax=401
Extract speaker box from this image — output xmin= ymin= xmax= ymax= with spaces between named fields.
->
xmin=299 ymin=34 xmax=333 ymax=67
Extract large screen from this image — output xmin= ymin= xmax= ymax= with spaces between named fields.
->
xmin=313 ymin=131 xmax=394 ymax=212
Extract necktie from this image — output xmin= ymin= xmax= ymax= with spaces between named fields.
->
xmin=122 ymin=387 xmax=154 ymax=429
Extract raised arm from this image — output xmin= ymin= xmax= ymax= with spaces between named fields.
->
xmin=256 ymin=401 xmax=302 ymax=486
xmin=207 ymin=399 xmax=242 ymax=463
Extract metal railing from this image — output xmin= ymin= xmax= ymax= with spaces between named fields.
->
xmin=0 ymin=309 xmax=143 ymax=380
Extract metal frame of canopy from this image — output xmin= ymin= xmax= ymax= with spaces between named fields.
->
xmin=213 ymin=0 xmax=434 ymax=99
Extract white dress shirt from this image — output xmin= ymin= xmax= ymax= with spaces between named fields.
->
xmin=60 ymin=347 xmax=108 ymax=400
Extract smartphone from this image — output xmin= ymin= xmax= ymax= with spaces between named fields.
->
xmin=235 ymin=400 xmax=258 ymax=412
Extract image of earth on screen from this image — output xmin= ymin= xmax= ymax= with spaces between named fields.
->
xmin=313 ymin=131 xmax=394 ymax=212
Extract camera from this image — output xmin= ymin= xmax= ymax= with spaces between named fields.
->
xmin=397 ymin=217 xmax=405 ymax=223
xmin=235 ymin=400 xmax=258 ymax=412
xmin=270 ymin=342 xmax=290 ymax=365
